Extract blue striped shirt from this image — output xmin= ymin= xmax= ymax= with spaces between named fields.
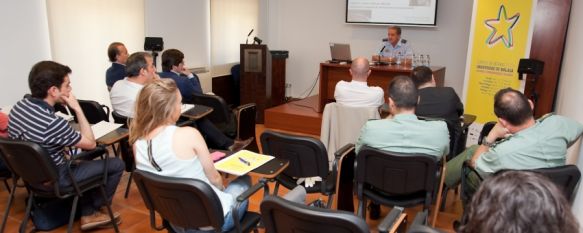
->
xmin=8 ymin=98 xmax=81 ymax=166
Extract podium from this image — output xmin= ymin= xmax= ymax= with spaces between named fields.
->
xmin=240 ymin=44 xmax=288 ymax=123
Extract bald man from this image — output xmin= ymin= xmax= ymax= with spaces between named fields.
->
xmin=334 ymin=57 xmax=384 ymax=107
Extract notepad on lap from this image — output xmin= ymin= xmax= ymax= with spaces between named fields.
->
xmin=214 ymin=150 xmax=274 ymax=176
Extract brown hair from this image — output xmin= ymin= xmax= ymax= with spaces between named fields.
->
xmin=460 ymin=170 xmax=579 ymax=233
xmin=107 ymin=42 xmax=124 ymax=62
xmin=129 ymin=79 xmax=179 ymax=145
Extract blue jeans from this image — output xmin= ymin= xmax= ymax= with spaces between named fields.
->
xmin=172 ymin=175 xmax=251 ymax=233
xmin=221 ymin=175 xmax=251 ymax=231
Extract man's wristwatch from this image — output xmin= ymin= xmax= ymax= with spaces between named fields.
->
xmin=482 ymin=138 xmax=495 ymax=147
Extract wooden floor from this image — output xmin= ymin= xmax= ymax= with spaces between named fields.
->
xmin=0 ymin=125 xmax=464 ymax=232
xmin=264 ymin=95 xmax=323 ymax=135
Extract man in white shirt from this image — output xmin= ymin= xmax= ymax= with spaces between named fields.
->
xmin=110 ymin=52 xmax=158 ymax=117
xmin=334 ymin=57 xmax=385 ymax=107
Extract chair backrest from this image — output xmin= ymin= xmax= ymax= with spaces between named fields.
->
xmin=260 ymin=195 xmax=369 ymax=233
xmin=132 ymin=170 xmax=225 ymax=230
xmin=235 ymin=103 xmax=256 ymax=140
xmin=111 ymin=110 xmax=131 ymax=128
xmin=260 ymin=130 xmax=329 ymax=178
xmin=531 ymin=165 xmax=581 ymax=202
xmin=356 ymin=146 xmax=439 ymax=198
xmin=190 ymin=93 xmax=231 ymax=125
xmin=321 ymin=103 xmax=380 ymax=167
xmin=0 ymin=138 xmax=59 ymax=190
xmin=78 ymin=99 xmax=110 ymax=124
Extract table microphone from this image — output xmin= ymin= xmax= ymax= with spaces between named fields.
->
xmin=246 ymin=29 xmax=254 ymax=44
xmin=376 ymin=45 xmax=387 ymax=65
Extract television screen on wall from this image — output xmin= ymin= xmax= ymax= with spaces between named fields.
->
xmin=346 ymin=0 xmax=438 ymax=26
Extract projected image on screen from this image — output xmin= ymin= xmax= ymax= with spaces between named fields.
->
xmin=346 ymin=0 xmax=438 ymax=26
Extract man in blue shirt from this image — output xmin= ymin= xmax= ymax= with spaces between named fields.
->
xmin=105 ymin=42 xmax=128 ymax=90
xmin=159 ymin=49 xmax=202 ymax=103
xmin=373 ymin=26 xmax=413 ymax=64
xmin=159 ymin=49 xmax=251 ymax=151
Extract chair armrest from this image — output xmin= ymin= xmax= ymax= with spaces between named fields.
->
xmin=334 ymin=143 xmax=355 ymax=159
xmin=411 ymin=209 xmax=429 ymax=227
xmin=331 ymin=143 xmax=355 ymax=184
xmin=69 ymin=145 xmax=107 ymax=161
xmin=236 ymin=180 xmax=266 ymax=202
xmin=461 ymin=114 xmax=476 ymax=130
xmin=378 ymin=206 xmax=405 ymax=233
xmin=234 ymin=103 xmax=256 ymax=113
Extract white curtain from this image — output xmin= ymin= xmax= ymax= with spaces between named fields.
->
xmin=210 ymin=0 xmax=259 ymax=77
xmin=46 ymin=0 xmax=145 ymax=108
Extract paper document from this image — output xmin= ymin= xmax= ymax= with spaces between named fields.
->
xmin=214 ymin=150 xmax=274 ymax=176
xmin=91 ymin=121 xmax=123 ymax=139
xmin=181 ymin=104 xmax=195 ymax=113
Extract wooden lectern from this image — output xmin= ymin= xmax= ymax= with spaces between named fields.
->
xmin=240 ymin=44 xmax=287 ymax=123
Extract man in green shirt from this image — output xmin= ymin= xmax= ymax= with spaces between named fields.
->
xmin=355 ymin=76 xmax=449 ymax=158
xmin=355 ymin=75 xmax=449 ymax=219
xmin=445 ymin=88 xmax=583 ymax=190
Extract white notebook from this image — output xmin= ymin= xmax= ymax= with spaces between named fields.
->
xmin=91 ymin=121 xmax=123 ymax=139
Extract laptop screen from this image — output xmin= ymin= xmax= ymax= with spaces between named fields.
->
xmin=329 ymin=43 xmax=351 ymax=62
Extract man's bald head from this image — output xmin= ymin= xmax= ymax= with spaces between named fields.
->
xmin=494 ymin=88 xmax=534 ymax=126
xmin=350 ymin=57 xmax=370 ymax=81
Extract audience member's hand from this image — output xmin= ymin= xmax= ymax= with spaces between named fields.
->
xmin=152 ymin=73 xmax=161 ymax=81
xmin=180 ymin=67 xmax=193 ymax=76
xmin=486 ymin=123 xmax=509 ymax=142
xmin=61 ymin=93 xmax=82 ymax=113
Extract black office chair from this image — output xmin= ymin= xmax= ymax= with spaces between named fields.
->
xmin=78 ymin=100 xmax=110 ymax=124
xmin=533 ymin=165 xmax=581 ymax=202
xmin=0 ymin=138 xmax=118 ymax=233
xmin=260 ymin=130 xmax=338 ymax=208
xmin=111 ymin=110 xmax=130 ymax=128
xmin=261 ymin=195 xmax=406 ymax=233
xmin=261 ymin=195 xmax=368 ymax=233
xmin=110 ymin=111 xmax=135 ymax=199
xmin=189 ymin=93 xmax=258 ymax=151
xmin=132 ymin=170 xmax=263 ymax=233
xmin=355 ymin=146 xmax=445 ymax=226
xmin=407 ymin=210 xmax=445 ymax=233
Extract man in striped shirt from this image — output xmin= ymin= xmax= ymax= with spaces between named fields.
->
xmin=8 ymin=61 xmax=124 ymax=231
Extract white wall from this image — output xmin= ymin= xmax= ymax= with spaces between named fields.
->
xmin=260 ymin=0 xmax=473 ymax=97
xmin=554 ymin=0 xmax=583 ymax=225
xmin=0 ymin=2 xmax=52 ymax=107
xmin=47 ymin=0 xmax=145 ymax=109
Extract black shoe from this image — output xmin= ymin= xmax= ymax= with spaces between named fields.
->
xmin=368 ymin=203 xmax=380 ymax=220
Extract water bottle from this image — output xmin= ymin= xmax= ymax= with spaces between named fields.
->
xmin=420 ymin=55 xmax=425 ymax=67
xmin=412 ymin=54 xmax=417 ymax=67
xmin=396 ymin=52 xmax=402 ymax=65
xmin=426 ymin=54 xmax=431 ymax=66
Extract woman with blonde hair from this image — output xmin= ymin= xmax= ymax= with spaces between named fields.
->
xmin=129 ymin=79 xmax=251 ymax=232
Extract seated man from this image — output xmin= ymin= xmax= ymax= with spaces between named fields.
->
xmin=105 ymin=42 xmax=128 ymax=90
xmin=111 ymin=52 xmax=250 ymax=151
xmin=9 ymin=61 xmax=124 ymax=231
xmin=355 ymin=75 xmax=449 ymax=157
xmin=159 ymin=49 xmax=202 ymax=103
xmin=411 ymin=66 xmax=463 ymax=123
xmin=355 ymin=75 xmax=449 ymax=219
xmin=445 ymin=88 xmax=583 ymax=192
xmin=334 ymin=57 xmax=384 ymax=108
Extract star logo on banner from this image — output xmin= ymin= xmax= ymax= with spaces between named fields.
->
xmin=484 ymin=5 xmax=520 ymax=48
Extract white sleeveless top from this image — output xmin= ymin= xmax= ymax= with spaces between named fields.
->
xmin=134 ymin=125 xmax=234 ymax=216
